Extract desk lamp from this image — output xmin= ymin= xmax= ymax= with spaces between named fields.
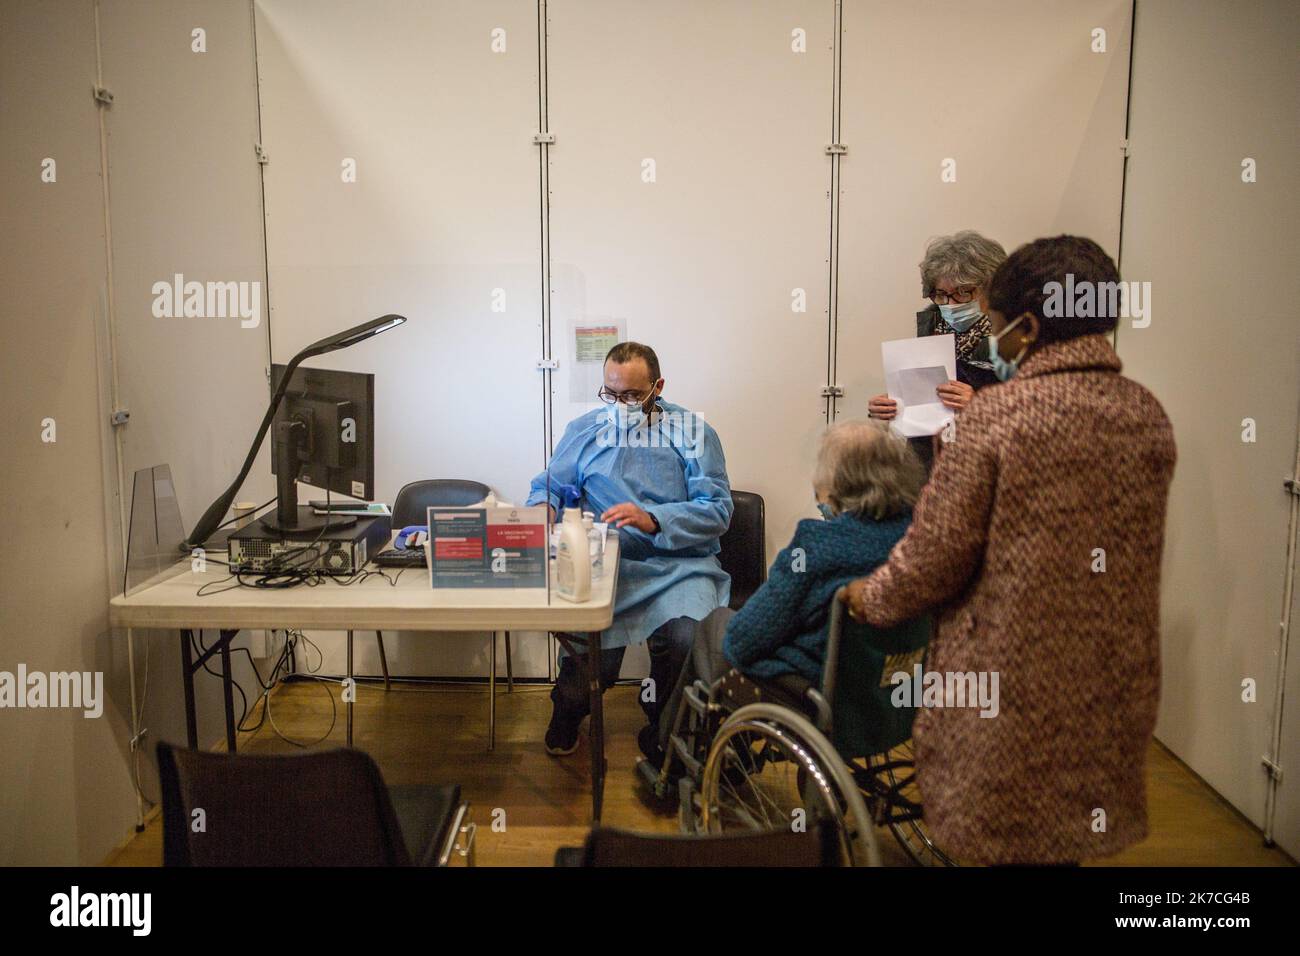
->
xmin=181 ymin=314 xmax=406 ymax=551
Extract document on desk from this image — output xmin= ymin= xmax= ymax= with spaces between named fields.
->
xmin=427 ymin=506 xmax=548 ymax=589
xmin=882 ymin=334 xmax=957 ymax=438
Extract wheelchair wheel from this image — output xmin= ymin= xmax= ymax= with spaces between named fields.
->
xmin=697 ymin=703 xmax=880 ymax=866
xmin=867 ymin=740 xmax=957 ymax=867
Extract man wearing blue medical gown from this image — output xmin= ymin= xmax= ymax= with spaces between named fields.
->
xmin=526 ymin=342 xmax=733 ymax=755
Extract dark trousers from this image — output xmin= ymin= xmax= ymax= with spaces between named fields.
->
xmin=656 ymin=606 xmax=735 ymax=750
xmin=551 ymin=616 xmax=698 ymax=731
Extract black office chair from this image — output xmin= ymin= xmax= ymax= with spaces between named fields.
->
xmin=553 ymin=822 xmax=840 ymax=867
xmin=717 ymin=490 xmax=766 ymax=610
xmin=375 ymin=479 xmax=515 ymax=695
xmin=156 ymin=742 xmax=474 ymax=866
xmin=393 ymin=480 xmax=493 ymax=521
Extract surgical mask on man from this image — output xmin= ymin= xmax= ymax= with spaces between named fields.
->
xmin=619 ymin=396 xmax=655 ymax=429
xmin=990 ymin=314 xmax=1030 ymax=382
xmin=938 ymin=299 xmax=983 ymax=332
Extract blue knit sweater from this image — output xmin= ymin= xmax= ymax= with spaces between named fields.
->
xmin=722 ymin=510 xmax=912 ymax=684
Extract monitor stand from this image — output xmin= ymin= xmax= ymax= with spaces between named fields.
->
xmin=261 ymin=448 xmax=358 ymax=535
xmin=258 ymin=507 xmax=357 ymax=536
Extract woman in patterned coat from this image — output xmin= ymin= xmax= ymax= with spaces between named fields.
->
xmin=844 ymin=235 xmax=1177 ymax=865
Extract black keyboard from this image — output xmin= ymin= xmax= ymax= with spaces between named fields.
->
xmin=372 ymin=548 xmax=427 ymax=568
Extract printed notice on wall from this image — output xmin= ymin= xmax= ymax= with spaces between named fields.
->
xmin=569 ymin=318 xmax=626 ymax=402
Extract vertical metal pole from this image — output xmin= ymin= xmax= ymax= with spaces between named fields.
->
xmin=180 ymin=630 xmax=198 ymax=749
xmin=505 ymin=631 xmax=514 ymax=693
xmin=376 ymin=630 xmax=391 ymax=692
xmin=1112 ymin=0 xmax=1138 ymax=353
xmin=588 ymin=633 xmax=605 ymax=822
xmin=825 ymin=0 xmax=845 ymax=423
xmin=346 ymin=629 xmax=354 ymax=747
xmin=1264 ymin=424 xmax=1300 ymax=843
xmin=219 ymin=629 xmax=238 ymax=753
xmin=126 ymin=627 xmax=144 ymax=829
xmin=489 ymin=631 xmax=497 ymax=752
xmin=537 ymin=0 xmax=556 ymax=613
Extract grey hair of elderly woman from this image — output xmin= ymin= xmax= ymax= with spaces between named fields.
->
xmin=813 ymin=419 xmax=926 ymax=520
xmin=918 ymin=230 xmax=1008 ymax=297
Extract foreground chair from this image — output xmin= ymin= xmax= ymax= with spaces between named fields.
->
xmin=157 ymin=742 xmax=474 ymax=866
xmin=554 ymin=821 xmax=840 ymax=867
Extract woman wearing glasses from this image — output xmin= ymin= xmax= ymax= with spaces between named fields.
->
xmin=868 ymin=231 xmax=1007 ymax=471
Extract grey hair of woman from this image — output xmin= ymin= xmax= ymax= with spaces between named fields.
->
xmin=814 ymin=419 xmax=926 ymax=520
xmin=918 ymin=230 xmax=1008 ymax=297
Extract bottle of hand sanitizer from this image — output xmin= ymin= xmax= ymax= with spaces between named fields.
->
xmin=555 ymin=494 xmax=591 ymax=602
xmin=581 ymin=511 xmax=604 ymax=579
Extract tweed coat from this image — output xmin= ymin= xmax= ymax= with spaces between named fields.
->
xmin=850 ymin=334 xmax=1176 ymax=864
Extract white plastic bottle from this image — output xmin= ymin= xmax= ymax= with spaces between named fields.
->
xmin=555 ymin=507 xmax=592 ymax=602
xmin=581 ymin=512 xmax=604 ymax=579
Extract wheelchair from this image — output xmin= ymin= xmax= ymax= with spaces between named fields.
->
xmin=637 ymin=593 xmax=956 ymax=867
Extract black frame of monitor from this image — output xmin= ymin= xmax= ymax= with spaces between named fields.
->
xmin=262 ymin=363 xmax=376 ymax=534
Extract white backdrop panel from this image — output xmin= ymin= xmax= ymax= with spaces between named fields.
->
xmin=1118 ymin=0 xmax=1300 ymax=844
xmin=256 ymin=0 xmax=547 ymax=678
xmin=0 ymin=0 xmax=124 ymax=866
xmin=834 ymin=0 xmax=1132 ymax=419
xmin=546 ymin=0 xmax=837 ymax=586
xmin=99 ymin=0 xmax=274 ymax=816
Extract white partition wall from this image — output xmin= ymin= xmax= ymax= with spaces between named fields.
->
xmin=0 ymin=0 xmax=126 ymax=867
xmin=102 ymin=0 xmax=272 ymax=520
xmin=1117 ymin=0 xmax=1300 ymax=854
xmin=1 ymin=0 xmax=271 ymax=864
xmin=255 ymin=0 xmax=549 ymax=677
xmin=98 ymin=0 xmax=273 ymax=794
xmin=5 ymin=0 xmax=1300 ymax=863
xmin=251 ymin=0 xmax=1143 ymax=687
xmin=1282 ymin=518 xmax=1300 ymax=855
xmin=546 ymin=0 xmax=838 ymax=559
xmin=834 ymin=0 xmax=1133 ymax=418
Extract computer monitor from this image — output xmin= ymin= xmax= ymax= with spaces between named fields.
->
xmin=260 ymin=363 xmax=376 ymax=535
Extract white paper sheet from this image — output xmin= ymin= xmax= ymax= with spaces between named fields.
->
xmin=881 ymin=334 xmax=957 ymax=438
xmin=569 ymin=317 xmax=626 ymax=402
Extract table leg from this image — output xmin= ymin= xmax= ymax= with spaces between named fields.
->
xmin=587 ymin=631 xmax=605 ymax=823
xmin=180 ymin=630 xmax=198 ymax=749
xmin=346 ymin=629 xmax=354 ymax=747
xmin=488 ymin=631 xmax=497 ymax=753
xmin=219 ymin=629 xmax=238 ymax=753
xmin=505 ymin=630 xmax=513 ymax=693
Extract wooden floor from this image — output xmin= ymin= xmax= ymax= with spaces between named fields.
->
xmin=104 ymin=678 xmax=1295 ymax=867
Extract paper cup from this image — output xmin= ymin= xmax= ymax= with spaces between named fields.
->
xmin=233 ymin=501 xmax=259 ymax=530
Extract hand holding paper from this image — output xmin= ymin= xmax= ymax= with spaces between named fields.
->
xmin=881 ymin=334 xmax=958 ymax=438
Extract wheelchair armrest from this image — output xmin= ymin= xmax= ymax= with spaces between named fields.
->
xmin=803 ymin=687 xmax=832 ymax=735
xmin=684 ymin=679 xmax=712 ymax=714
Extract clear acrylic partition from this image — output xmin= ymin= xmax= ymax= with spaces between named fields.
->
xmin=123 ymin=463 xmax=190 ymax=596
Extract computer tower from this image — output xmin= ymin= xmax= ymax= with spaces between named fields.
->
xmin=227 ymin=510 xmax=391 ymax=575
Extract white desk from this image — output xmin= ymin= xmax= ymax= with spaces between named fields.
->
xmin=109 ymin=538 xmax=621 ymax=821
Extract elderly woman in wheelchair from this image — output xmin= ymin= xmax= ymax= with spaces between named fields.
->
xmin=636 ymin=419 xmax=951 ymax=865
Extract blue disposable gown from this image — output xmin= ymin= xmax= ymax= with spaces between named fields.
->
xmin=526 ymin=400 xmax=733 ymax=649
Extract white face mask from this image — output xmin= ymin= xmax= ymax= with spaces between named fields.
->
xmin=989 ymin=314 xmax=1029 ymax=381
xmin=938 ymin=299 xmax=983 ymax=332
xmin=617 ymin=397 xmax=653 ymax=428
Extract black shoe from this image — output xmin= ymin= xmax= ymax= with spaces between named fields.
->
xmin=637 ymin=723 xmax=665 ymax=765
xmin=545 ymin=708 xmax=583 ymax=756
